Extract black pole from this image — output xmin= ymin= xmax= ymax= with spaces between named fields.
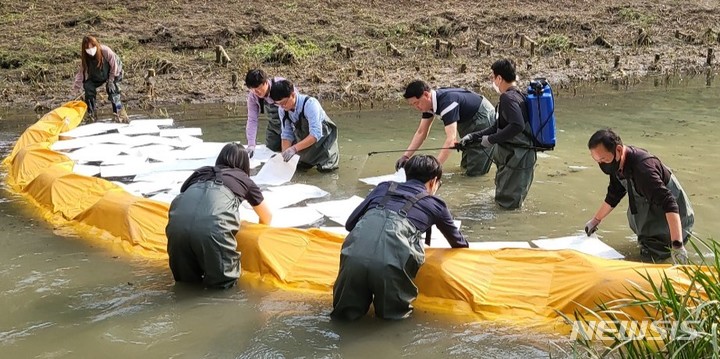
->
xmin=367 ymin=146 xmax=457 ymax=156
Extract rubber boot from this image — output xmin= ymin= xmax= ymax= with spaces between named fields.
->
xmin=112 ymin=100 xmax=130 ymax=123
xmin=84 ymin=96 xmax=97 ymax=123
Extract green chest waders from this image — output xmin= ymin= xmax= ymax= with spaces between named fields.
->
xmin=620 ymin=160 xmax=695 ymax=260
xmin=331 ymin=183 xmax=431 ymax=320
xmin=166 ymin=169 xmax=242 ymax=289
xmin=283 ymin=98 xmax=340 ymax=171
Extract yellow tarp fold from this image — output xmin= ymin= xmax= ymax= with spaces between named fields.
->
xmin=3 ymin=102 xmax=700 ymax=332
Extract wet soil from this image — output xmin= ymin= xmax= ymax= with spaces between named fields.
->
xmin=0 ymin=0 xmax=718 ymax=115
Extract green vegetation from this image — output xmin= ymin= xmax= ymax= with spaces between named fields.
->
xmin=538 ymin=34 xmax=573 ymax=53
xmin=618 ymin=7 xmax=656 ymax=26
xmin=245 ymin=35 xmax=321 ymax=63
xmin=560 ymin=237 xmax=720 ymax=358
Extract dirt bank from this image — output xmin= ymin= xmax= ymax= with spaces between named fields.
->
xmin=1 ymin=0 xmax=718 ymax=114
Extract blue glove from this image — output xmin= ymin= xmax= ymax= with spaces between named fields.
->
xmin=282 ymin=146 xmax=297 ymax=162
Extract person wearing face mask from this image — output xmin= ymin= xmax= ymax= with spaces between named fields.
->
xmin=399 ymin=80 xmax=496 ymax=177
xmin=72 ymin=36 xmax=128 ymax=123
xmin=331 ymin=155 xmax=467 ymax=320
xmin=269 ymin=79 xmax=339 ymax=172
xmin=585 ymin=128 xmax=694 ymax=264
xmin=244 ymin=69 xmax=287 ymax=156
xmin=457 ymin=58 xmax=537 ymax=209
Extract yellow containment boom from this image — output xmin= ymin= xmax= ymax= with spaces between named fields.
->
xmin=2 ymin=102 xmax=698 ymax=332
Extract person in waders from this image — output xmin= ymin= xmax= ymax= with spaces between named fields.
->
xmin=584 ymin=129 xmax=694 ymax=264
xmin=269 ymin=80 xmax=340 ymax=172
xmin=166 ymin=143 xmax=272 ymax=289
xmin=399 ymin=80 xmax=496 ymax=176
xmin=458 ymin=59 xmax=537 ymax=209
xmin=72 ymin=36 xmax=129 ymax=123
xmin=244 ymin=69 xmax=287 ymax=155
xmin=331 ymin=155 xmax=468 ymax=320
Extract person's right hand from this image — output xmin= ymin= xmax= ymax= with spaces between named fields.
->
xmin=395 ymin=155 xmax=409 ymax=171
xmin=459 ymin=134 xmax=475 ymax=148
xmin=453 ymin=142 xmax=465 ymax=152
xmin=671 ymin=243 xmax=688 ymax=265
xmin=246 ymin=145 xmax=255 ymax=158
xmin=584 ymin=217 xmax=601 ymax=236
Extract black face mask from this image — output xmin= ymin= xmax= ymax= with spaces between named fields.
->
xmin=599 ymin=154 xmax=620 ymax=175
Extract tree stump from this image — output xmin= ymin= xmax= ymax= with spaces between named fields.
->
xmin=593 ymin=36 xmax=612 ymax=48
xmin=707 ymin=48 xmax=714 ymax=66
xmin=231 ymin=72 xmax=238 ymax=89
xmin=335 ymin=43 xmax=355 ymax=59
xmin=517 ymin=34 xmax=537 ymax=57
xmin=215 ymin=45 xmax=231 ymax=66
xmin=386 ymin=41 xmax=403 ymax=57
xmin=476 ymin=39 xmax=492 ymax=56
xmin=144 ymin=68 xmax=156 ymax=102
xmin=434 ymin=39 xmax=454 ymax=57
xmin=635 ymin=28 xmax=651 ymax=46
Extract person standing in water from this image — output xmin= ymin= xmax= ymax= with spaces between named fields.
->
xmin=458 ymin=59 xmax=537 ymax=209
xmin=584 ymin=128 xmax=694 ymax=264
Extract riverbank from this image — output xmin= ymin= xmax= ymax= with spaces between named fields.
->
xmin=1 ymin=0 xmax=718 ymax=114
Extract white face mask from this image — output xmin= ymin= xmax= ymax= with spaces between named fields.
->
xmin=492 ymin=78 xmax=501 ymax=94
xmin=85 ymin=46 xmax=97 ymax=56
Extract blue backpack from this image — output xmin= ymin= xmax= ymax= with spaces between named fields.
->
xmin=524 ymin=78 xmax=556 ymax=151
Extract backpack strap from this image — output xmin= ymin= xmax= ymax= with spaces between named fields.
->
xmin=211 ymin=166 xmax=224 ymax=185
xmin=622 ymin=150 xmax=662 ymax=215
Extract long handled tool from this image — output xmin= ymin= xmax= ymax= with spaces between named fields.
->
xmin=367 ymin=146 xmax=459 ymax=157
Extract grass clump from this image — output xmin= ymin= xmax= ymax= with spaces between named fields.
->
xmin=559 ymin=237 xmax=720 ymax=358
xmin=538 ymin=34 xmax=573 ymax=53
xmin=245 ymin=35 xmax=321 ymax=64
xmin=618 ymin=7 xmax=655 ymax=26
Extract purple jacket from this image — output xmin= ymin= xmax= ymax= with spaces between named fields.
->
xmin=246 ymin=76 xmax=285 ymax=147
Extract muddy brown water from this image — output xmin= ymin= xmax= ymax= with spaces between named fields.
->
xmin=1 ymin=77 xmax=718 ymax=357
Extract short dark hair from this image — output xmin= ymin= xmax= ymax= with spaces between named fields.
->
xmin=216 ymin=143 xmax=250 ymax=175
xmin=588 ymin=128 xmax=623 ymax=152
xmin=245 ymin=69 xmax=269 ymax=88
xmin=491 ymin=58 xmax=517 ymax=82
xmin=404 ymin=155 xmax=442 ymax=183
xmin=269 ymin=79 xmax=294 ymax=101
xmin=403 ymin=80 xmax=430 ymax=99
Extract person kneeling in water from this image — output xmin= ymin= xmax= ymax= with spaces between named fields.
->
xmin=166 ymin=143 xmax=272 ymax=289
xmin=332 ymin=155 xmax=467 ymax=320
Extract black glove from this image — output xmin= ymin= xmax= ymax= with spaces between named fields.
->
xmin=395 ymin=155 xmax=409 ymax=171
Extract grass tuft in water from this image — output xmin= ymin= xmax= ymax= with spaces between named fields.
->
xmin=557 ymin=236 xmax=720 ymax=358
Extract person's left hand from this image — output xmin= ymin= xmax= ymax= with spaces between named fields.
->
xmin=246 ymin=145 xmax=255 ymax=158
xmin=481 ymin=135 xmax=492 ymax=148
xmin=106 ymin=82 xmax=118 ymax=94
xmin=281 ymin=146 xmax=297 ymax=162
